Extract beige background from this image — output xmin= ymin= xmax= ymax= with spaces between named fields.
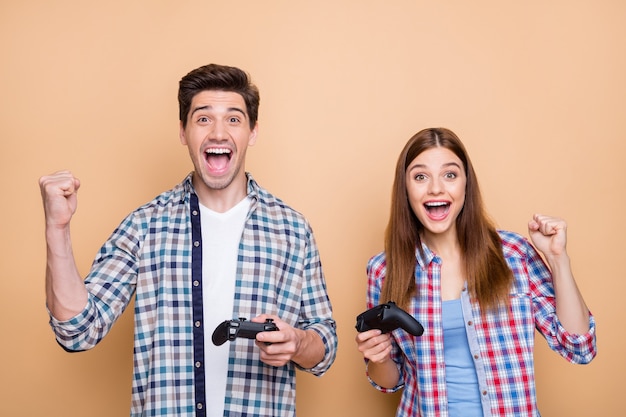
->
xmin=1 ymin=1 xmax=623 ymax=416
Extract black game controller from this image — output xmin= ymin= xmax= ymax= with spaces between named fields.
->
xmin=212 ymin=318 xmax=279 ymax=346
xmin=355 ymin=301 xmax=424 ymax=336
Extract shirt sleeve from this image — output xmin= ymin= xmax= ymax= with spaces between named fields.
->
xmin=294 ymin=227 xmax=338 ymax=376
xmin=363 ymin=254 xmax=406 ymax=393
xmin=48 ymin=213 xmax=140 ymax=351
xmin=524 ymin=238 xmax=597 ymax=364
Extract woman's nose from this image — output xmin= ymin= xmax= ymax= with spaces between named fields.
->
xmin=428 ymin=178 xmax=443 ymax=194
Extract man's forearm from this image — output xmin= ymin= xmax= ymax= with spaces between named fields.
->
xmin=45 ymin=226 xmax=89 ymax=321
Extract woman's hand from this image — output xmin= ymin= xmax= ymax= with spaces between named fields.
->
xmin=528 ymin=213 xmax=568 ymax=259
xmin=355 ymin=329 xmax=393 ymax=363
xmin=355 ymin=329 xmax=400 ymax=388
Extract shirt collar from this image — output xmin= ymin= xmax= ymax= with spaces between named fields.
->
xmin=181 ymin=171 xmax=260 ymax=205
xmin=415 ymin=241 xmax=438 ymax=270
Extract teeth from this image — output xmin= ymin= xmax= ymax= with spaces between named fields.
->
xmin=206 ymin=148 xmax=230 ymax=155
xmin=425 ymin=202 xmax=448 ymax=207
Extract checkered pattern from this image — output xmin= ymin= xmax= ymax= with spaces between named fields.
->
xmin=365 ymin=230 xmax=596 ymax=417
xmin=49 ymin=173 xmax=337 ymax=417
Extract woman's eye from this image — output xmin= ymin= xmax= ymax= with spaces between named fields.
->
xmin=415 ymin=174 xmax=426 ymax=181
xmin=445 ymin=172 xmax=457 ymax=179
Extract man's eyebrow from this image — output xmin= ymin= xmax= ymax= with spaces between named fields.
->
xmin=190 ymin=105 xmax=247 ymax=118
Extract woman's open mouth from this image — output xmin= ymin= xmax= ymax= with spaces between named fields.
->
xmin=424 ymin=201 xmax=451 ymax=220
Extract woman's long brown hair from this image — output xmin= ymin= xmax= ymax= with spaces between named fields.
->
xmin=381 ymin=128 xmax=513 ymax=312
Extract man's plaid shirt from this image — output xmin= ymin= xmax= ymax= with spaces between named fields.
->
xmin=49 ymin=173 xmax=337 ymax=417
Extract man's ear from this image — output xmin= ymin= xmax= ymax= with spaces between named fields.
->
xmin=179 ymin=121 xmax=187 ymax=145
xmin=248 ymin=122 xmax=259 ymax=147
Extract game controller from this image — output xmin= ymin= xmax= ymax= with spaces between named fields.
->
xmin=355 ymin=301 xmax=424 ymax=336
xmin=212 ymin=318 xmax=279 ymax=346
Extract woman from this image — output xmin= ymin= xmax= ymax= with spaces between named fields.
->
xmin=355 ymin=128 xmax=596 ymax=416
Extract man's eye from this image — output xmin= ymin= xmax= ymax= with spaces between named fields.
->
xmin=198 ymin=116 xmax=208 ymax=123
xmin=229 ymin=117 xmax=240 ymax=123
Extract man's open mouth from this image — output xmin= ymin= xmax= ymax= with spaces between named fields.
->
xmin=205 ymin=148 xmax=232 ymax=171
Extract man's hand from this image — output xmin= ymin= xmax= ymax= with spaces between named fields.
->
xmin=39 ymin=170 xmax=81 ymax=228
xmin=252 ymin=314 xmax=324 ymax=369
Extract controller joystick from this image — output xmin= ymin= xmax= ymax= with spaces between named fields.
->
xmin=212 ymin=317 xmax=279 ymax=346
xmin=355 ymin=301 xmax=424 ymax=336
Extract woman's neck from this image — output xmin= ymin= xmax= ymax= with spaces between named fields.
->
xmin=421 ymin=228 xmax=461 ymax=258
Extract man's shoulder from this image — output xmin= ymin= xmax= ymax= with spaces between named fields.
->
xmin=131 ymin=175 xmax=190 ymax=218
xmin=249 ymin=176 xmax=308 ymax=223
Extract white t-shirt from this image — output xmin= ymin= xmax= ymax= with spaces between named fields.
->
xmin=200 ymin=197 xmax=251 ymax=417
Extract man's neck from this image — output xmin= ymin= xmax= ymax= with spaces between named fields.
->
xmin=193 ymin=175 xmax=248 ymax=213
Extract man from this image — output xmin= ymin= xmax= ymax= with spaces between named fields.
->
xmin=39 ymin=64 xmax=337 ymax=417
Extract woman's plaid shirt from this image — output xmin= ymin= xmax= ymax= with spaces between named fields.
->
xmin=49 ymin=173 xmax=337 ymax=417
xmin=365 ymin=230 xmax=596 ymax=417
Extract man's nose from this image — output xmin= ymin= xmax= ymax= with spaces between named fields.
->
xmin=211 ymin=120 xmax=227 ymax=140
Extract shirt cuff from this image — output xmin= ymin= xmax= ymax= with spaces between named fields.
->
xmin=296 ymin=321 xmax=337 ymax=376
xmin=48 ymin=297 xmax=94 ymax=337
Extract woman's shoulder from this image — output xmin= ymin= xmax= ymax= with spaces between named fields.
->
xmin=366 ymin=251 xmax=387 ymax=275
xmin=496 ymin=229 xmax=532 ymax=258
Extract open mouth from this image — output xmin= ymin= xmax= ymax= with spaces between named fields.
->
xmin=204 ymin=148 xmax=232 ymax=172
xmin=424 ymin=201 xmax=451 ymax=218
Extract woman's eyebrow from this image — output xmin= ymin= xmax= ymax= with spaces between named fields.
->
xmin=407 ymin=161 xmax=461 ymax=171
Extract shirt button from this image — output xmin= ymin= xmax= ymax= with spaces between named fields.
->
xmin=192 ymin=210 xmax=198 ymax=216
xmin=482 ymin=390 xmax=488 ymax=396
xmin=195 ymin=321 xmax=201 ymax=328
xmin=197 ymin=403 xmax=203 ymax=410
xmin=193 ymin=280 xmax=200 ymax=287
xmin=474 ymin=354 xmax=479 ymax=360
xmin=195 ymin=361 xmax=202 ymax=368
xmin=467 ymin=320 xmax=473 ymax=326
xmin=194 ymin=241 xmax=200 ymax=247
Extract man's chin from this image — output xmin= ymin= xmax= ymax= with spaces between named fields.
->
xmin=194 ymin=171 xmax=235 ymax=191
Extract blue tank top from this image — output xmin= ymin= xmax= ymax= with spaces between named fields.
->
xmin=442 ymin=298 xmax=483 ymax=417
